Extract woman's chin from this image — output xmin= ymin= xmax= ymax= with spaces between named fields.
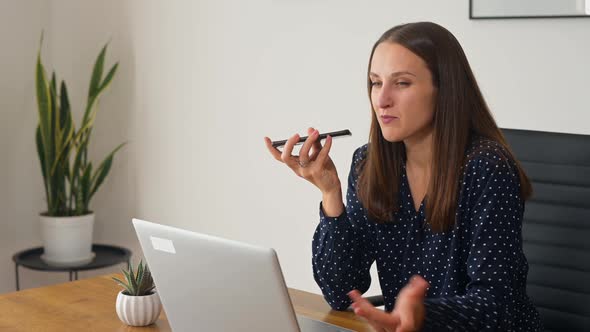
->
xmin=382 ymin=132 xmax=405 ymax=143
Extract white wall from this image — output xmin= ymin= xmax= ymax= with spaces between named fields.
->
xmin=1 ymin=0 xmax=589 ymax=296
xmin=0 ymin=0 xmax=136 ymax=293
xmin=0 ymin=0 xmax=56 ymax=292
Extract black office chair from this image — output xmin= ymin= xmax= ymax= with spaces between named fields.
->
xmin=504 ymin=128 xmax=590 ymax=332
xmin=360 ymin=128 xmax=590 ymax=331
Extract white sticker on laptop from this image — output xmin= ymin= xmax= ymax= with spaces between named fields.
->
xmin=150 ymin=236 xmax=176 ymax=254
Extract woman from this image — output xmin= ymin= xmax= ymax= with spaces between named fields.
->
xmin=264 ymin=22 xmax=542 ymax=331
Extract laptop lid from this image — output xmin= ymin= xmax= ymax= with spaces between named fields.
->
xmin=132 ymin=218 xmax=301 ymax=332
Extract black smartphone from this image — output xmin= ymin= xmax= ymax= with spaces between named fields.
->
xmin=271 ymin=129 xmax=352 ymax=148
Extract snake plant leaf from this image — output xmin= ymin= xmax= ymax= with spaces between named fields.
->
xmin=35 ymin=38 xmax=121 ymax=216
xmin=89 ymin=142 xmax=125 ymax=200
xmin=35 ymin=51 xmax=52 ymax=174
xmin=75 ymin=172 xmax=85 ymax=215
xmin=71 ymin=124 xmax=90 ymax=157
xmin=84 ymin=44 xmax=107 ymax=126
xmin=76 ymin=163 xmax=92 ymax=215
xmin=99 ymin=63 xmax=118 ymax=93
xmin=36 ymin=126 xmax=49 ymax=204
xmin=55 ymin=165 xmax=68 ymax=215
xmin=80 ymin=163 xmax=92 ymax=212
xmin=74 ymin=97 xmax=98 ymax=150
xmin=49 ymin=73 xmax=57 ymax=149
xmin=51 ymin=81 xmax=75 ymax=174
xmin=71 ymin=135 xmax=89 ymax=181
xmin=59 ymin=81 xmax=74 ymax=147
xmin=88 ymin=44 xmax=106 ymax=102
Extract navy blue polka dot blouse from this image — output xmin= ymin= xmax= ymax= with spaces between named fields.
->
xmin=312 ymin=138 xmax=543 ymax=331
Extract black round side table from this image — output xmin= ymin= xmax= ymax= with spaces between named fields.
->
xmin=12 ymin=244 xmax=132 ymax=291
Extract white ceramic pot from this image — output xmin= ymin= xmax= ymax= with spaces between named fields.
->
xmin=40 ymin=213 xmax=95 ymax=266
xmin=116 ymin=291 xmax=162 ymax=326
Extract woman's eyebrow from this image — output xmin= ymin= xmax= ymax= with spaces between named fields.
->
xmin=369 ymin=71 xmax=416 ymax=78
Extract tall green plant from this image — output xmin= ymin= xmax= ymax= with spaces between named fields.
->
xmin=35 ymin=36 xmax=124 ymax=217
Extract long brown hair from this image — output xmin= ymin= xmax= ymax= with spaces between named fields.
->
xmin=357 ymin=22 xmax=532 ymax=232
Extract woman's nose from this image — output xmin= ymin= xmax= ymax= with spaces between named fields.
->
xmin=375 ymin=87 xmax=393 ymax=110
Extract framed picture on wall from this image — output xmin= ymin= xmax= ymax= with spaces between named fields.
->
xmin=469 ymin=0 xmax=590 ymax=19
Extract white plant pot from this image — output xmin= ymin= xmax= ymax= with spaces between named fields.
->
xmin=116 ymin=291 xmax=162 ymax=326
xmin=40 ymin=213 xmax=95 ymax=266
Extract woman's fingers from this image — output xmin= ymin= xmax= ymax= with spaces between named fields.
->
xmin=392 ymin=275 xmax=429 ymax=332
xmin=304 ymin=127 xmax=322 ymax=161
xmin=356 ymin=305 xmax=400 ymax=329
xmin=265 ymin=129 xmax=333 ymax=186
xmin=314 ymin=135 xmax=333 ymax=168
xmin=348 ymin=290 xmax=400 ymax=330
xmin=264 ymin=137 xmax=283 ymax=162
xmin=348 ymin=290 xmax=388 ymax=332
xmin=308 ymin=127 xmax=323 ymax=160
xmin=280 ymin=133 xmax=300 ymax=168
xmin=299 ymin=129 xmax=319 ymax=166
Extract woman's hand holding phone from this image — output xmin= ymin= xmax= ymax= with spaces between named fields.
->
xmin=264 ymin=128 xmax=344 ymax=217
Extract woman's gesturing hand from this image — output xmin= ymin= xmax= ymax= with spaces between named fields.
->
xmin=264 ymin=127 xmax=341 ymax=195
xmin=348 ymin=275 xmax=429 ymax=332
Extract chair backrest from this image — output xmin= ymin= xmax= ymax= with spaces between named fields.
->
xmin=503 ymin=128 xmax=590 ymax=332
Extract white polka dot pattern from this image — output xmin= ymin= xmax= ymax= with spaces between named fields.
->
xmin=312 ymin=138 xmax=543 ymax=331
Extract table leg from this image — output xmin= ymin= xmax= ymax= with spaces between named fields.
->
xmin=15 ymin=264 xmax=20 ymax=291
xmin=74 ymin=271 xmax=78 ymax=280
xmin=69 ymin=271 xmax=73 ymax=281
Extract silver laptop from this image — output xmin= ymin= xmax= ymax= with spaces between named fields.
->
xmin=132 ymin=218 xmax=354 ymax=332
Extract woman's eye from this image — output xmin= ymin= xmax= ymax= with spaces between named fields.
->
xmin=396 ymin=81 xmax=410 ymax=87
xmin=370 ymin=81 xmax=382 ymax=87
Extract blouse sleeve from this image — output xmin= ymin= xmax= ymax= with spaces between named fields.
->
xmin=422 ymin=152 xmax=530 ymax=331
xmin=312 ymin=145 xmax=377 ymax=310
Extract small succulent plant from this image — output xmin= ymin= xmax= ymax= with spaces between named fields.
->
xmin=112 ymin=260 xmax=156 ymax=296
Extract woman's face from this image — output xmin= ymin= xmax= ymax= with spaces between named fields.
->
xmin=369 ymin=42 xmax=437 ymax=143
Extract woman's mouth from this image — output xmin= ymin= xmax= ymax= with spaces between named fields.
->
xmin=381 ymin=115 xmax=399 ymax=124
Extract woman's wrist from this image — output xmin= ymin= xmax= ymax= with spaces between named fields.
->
xmin=322 ymin=187 xmax=344 ymax=217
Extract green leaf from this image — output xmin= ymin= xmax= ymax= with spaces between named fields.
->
xmin=54 ymin=163 xmax=67 ymax=215
xmin=50 ymin=82 xmax=75 ymax=176
xmin=88 ymin=44 xmax=106 ymax=100
xmin=83 ymin=44 xmax=107 ymax=127
xmin=112 ymin=276 xmax=127 ymax=286
xmin=89 ymin=142 xmax=125 ymax=200
xmin=49 ymin=72 xmax=57 ymax=152
xmin=35 ymin=50 xmax=52 ymax=177
xmin=59 ymin=81 xmax=72 ymax=133
xmin=34 ymin=38 xmax=122 ymax=217
xmin=116 ymin=262 xmax=155 ymax=296
xmin=72 ymin=137 xmax=87 ymax=174
xmin=140 ymin=263 xmax=155 ymax=295
xmin=80 ymin=163 xmax=92 ymax=213
xmin=123 ymin=270 xmax=134 ymax=294
xmin=128 ymin=263 xmax=138 ymax=296
xmin=122 ymin=270 xmax=136 ymax=295
xmin=99 ymin=63 xmax=118 ymax=92
xmin=136 ymin=260 xmax=144 ymax=294
xmin=112 ymin=276 xmax=134 ymax=295
xmin=36 ymin=126 xmax=50 ymax=210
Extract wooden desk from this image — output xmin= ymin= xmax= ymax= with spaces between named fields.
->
xmin=0 ymin=274 xmax=371 ymax=331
